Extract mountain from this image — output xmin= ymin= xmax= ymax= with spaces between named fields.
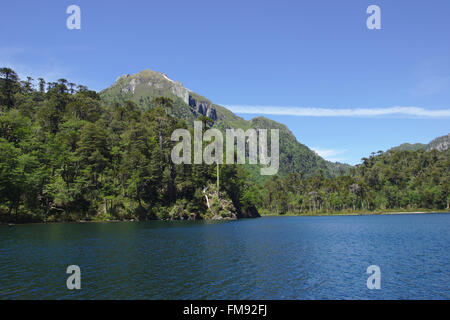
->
xmin=100 ymin=69 xmax=349 ymax=178
xmin=100 ymin=70 xmax=248 ymax=128
xmin=388 ymin=143 xmax=427 ymax=152
xmin=389 ymin=134 xmax=450 ymax=152
xmin=428 ymin=134 xmax=450 ymax=151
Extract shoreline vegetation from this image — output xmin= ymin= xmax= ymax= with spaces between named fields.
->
xmin=0 ymin=68 xmax=449 ymax=225
xmin=259 ymin=208 xmax=449 ymax=217
xmin=2 ymin=209 xmax=449 ymax=226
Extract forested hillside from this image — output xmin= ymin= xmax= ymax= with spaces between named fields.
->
xmin=0 ymin=68 xmax=259 ymax=223
xmin=260 ymin=149 xmax=449 ymax=214
xmin=1 ymin=67 xmax=448 ymax=223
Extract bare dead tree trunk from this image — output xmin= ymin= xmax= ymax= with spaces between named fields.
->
xmin=203 ymin=187 xmax=210 ymax=209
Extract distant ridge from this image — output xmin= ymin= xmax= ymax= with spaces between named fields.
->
xmin=428 ymin=133 xmax=450 ymax=151
xmin=389 ymin=133 xmax=450 ymax=152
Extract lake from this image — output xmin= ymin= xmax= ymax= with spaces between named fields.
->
xmin=0 ymin=214 xmax=449 ymax=299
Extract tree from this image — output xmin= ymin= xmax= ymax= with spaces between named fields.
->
xmin=21 ymin=76 xmax=34 ymax=93
xmin=38 ymin=78 xmax=46 ymax=93
xmin=0 ymin=67 xmax=20 ymax=109
xmin=68 ymin=83 xmax=76 ymax=94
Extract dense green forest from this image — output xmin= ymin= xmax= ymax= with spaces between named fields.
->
xmin=0 ymin=68 xmax=259 ymax=223
xmin=0 ymin=67 xmax=449 ymax=223
xmin=259 ymin=149 xmax=449 ymax=214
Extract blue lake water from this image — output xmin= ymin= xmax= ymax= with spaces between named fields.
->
xmin=0 ymin=214 xmax=449 ymax=299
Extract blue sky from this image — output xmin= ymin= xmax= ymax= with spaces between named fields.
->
xmin=1 ymin=0 xmax=449 ymax=164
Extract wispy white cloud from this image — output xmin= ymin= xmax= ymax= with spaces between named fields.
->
xmin=225 ymin=105 xmax=450 ymax=118
xmin=312 ymin=148 xmax=347 ymax=162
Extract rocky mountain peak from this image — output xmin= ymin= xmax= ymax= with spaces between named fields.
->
xmin=105 ymin=69 xmax=218 ymax=120
xmin=428 ymin=133 xmax=450 ymax=151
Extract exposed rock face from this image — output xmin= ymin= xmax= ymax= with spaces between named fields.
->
xmin=428 ymin=133 xmax=450 ymax=152
xmin=188 ymin=96 xmax=217 ymax=120
xmin=171 ymin=81 xmax=190 ymax=104
xmin=127 ymin=78 xmax=139 ymax=94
